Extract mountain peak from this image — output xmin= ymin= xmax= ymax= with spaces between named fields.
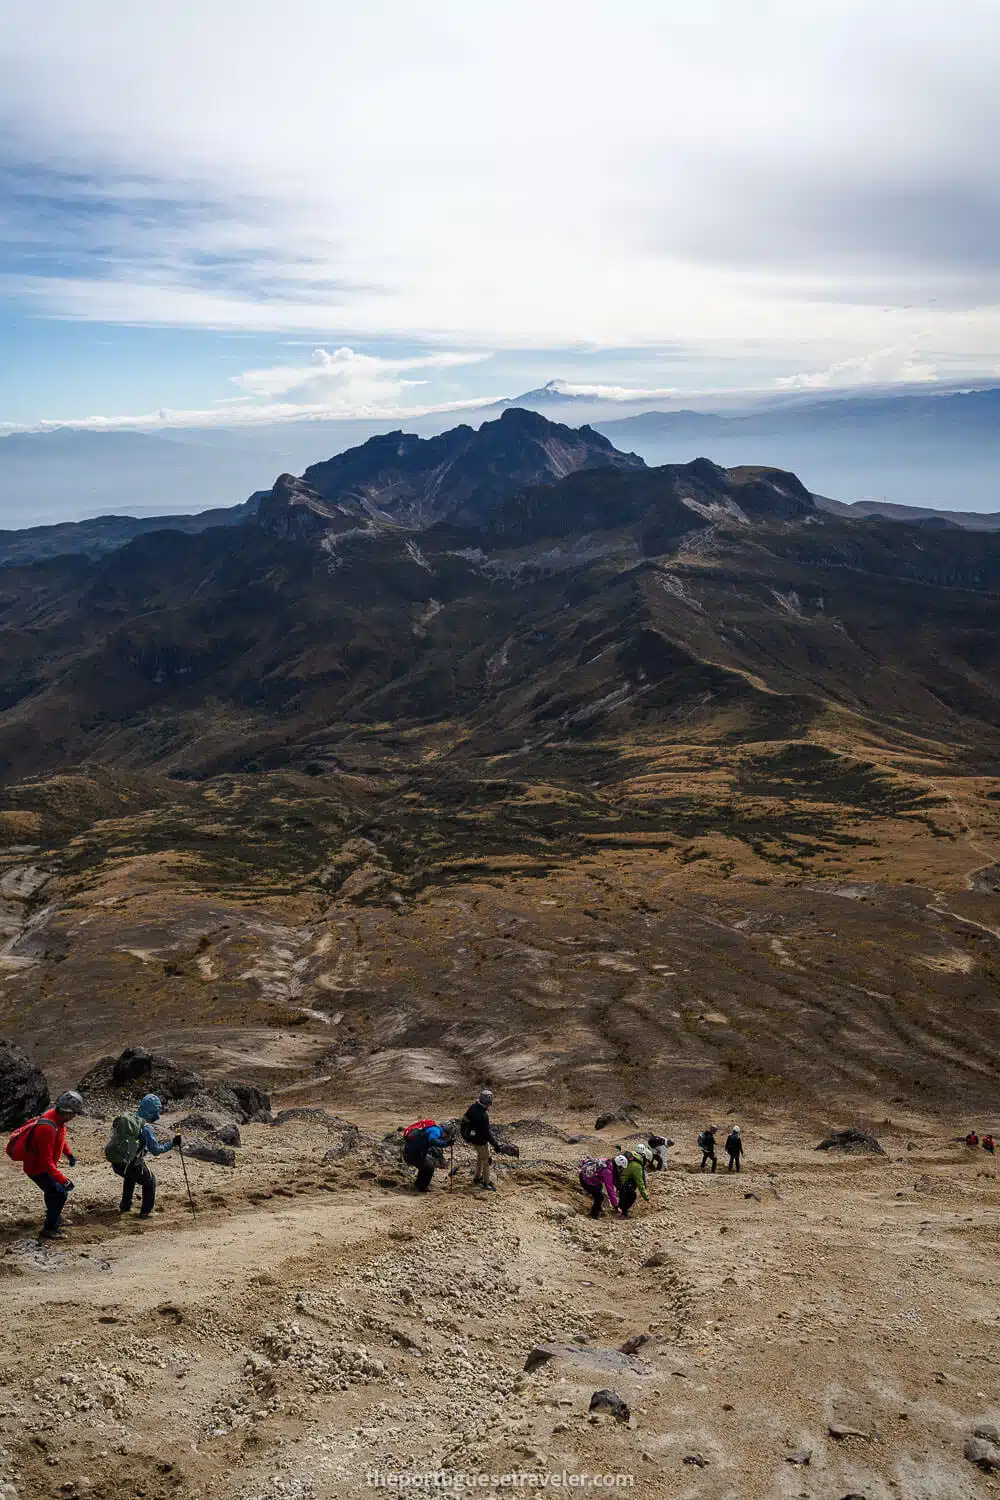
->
xmin=299 ymin=408 xmax=644 ymax=528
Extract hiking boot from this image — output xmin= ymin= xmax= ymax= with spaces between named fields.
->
xmin=39 ymin=1228 xmax=67 ymax=1241
xmin=479 ymin=1183 xmax=497 ymax=1193
xmin=138 ymin=1210 xmax=153 ymax=1219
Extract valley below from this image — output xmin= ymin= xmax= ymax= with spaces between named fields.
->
xmin=1 ymin=412 xmax=999 ymax=1497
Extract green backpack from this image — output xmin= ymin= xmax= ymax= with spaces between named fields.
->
xmin=105 ymin=1113 xmax=144 ymax=1166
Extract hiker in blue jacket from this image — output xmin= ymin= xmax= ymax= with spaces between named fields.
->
xmin=108 ymin=1094 xmax=180 ymax=1218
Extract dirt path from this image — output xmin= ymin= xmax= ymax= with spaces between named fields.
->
xmin=2 ymin=1116 xmax=999 ymax=1500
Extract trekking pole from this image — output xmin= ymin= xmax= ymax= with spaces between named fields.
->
xmin=449 ymin=1139 xmax=454 ymax=1192
xmin=177 ymin=1139 xmax=197 ymax=1216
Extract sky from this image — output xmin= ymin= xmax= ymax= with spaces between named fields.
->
xmin=2 ymin=0 xmax=999 ymax=431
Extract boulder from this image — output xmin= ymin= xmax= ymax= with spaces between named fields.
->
xmin=180 ymin=1143 xmax=236 ymax=1168
xmin=212 ymin=1081 xmax=271 ymax=1123
xmin=80 ymin=1048 xmax=202 ymax=1103
xmin=589 ymin=1389 xmax=630 ymax=1423
xmin=966 ymin=1435 xmax=1000 ymax=1472
xmin=176 ymin=1114 xmax=241 ymax=1147
xmin=815 ymin=1129 xmax=886 ymax=1156
xmin=595 ymin=1108 xmax=639 ymax=1131
xmin=78 ymin=1050 xmax=269 ymax=1122
xmin=0 ymin=1039 xmax=49 ymax=1129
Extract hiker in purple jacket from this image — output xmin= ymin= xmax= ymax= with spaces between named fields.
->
xmin=578 ymin=1156 xmax=624 ymax=1219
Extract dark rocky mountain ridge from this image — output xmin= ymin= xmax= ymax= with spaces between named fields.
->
xmin=300 ymin=405 xmax=645 ymax=527
xmin=1 ymin=409 xmax=1000 ymax=1130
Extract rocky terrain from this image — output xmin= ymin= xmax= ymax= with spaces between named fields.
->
xmin=1 ymin=1105 xmax=999 ymax=1500
xmin=0 ymin=409 xmax=999 ymax=1497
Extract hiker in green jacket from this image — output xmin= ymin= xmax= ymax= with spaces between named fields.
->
xmin=616 ymin=1144 xmax=652 ymax=1218
xmin=105 ymin=1094 xmax=180 ymax=1219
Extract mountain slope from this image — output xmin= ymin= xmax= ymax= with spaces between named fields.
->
xmin=1 ymin=438 xmax=1000 ymax=1122
xmin=301 ymin=406 xmax=645 ymax=526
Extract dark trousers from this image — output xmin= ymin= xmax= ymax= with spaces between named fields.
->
xmin=414 ymin=1158 xmax=436 ymax=1192
xmin=579 ymin=1174 xmax=605 ymax=1218
xmin=29 ymin=1172 xmax=68 ymax=1233
xmin=113 ymin=1157 xmax=156 ymax=1214
xmin=700 ymin=1150 xmax=717 ymax=1173
xmin=619 ymin=1180 xmax=638 ymax=1218
xmin=727 ymin=1152 xmax=742 ymax=1173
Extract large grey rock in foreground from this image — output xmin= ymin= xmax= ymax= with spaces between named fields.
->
xmin=0 ymin=1039 xmax=49 ymax=1129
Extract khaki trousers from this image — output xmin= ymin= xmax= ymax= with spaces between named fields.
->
xmin=474 ymin=1143 xmax=491 ymax=1186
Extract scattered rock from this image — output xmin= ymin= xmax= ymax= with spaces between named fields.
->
xmin=321 ymin=1124 xmax=363 ymax=1162
xmin=542 ymin=1202 xmax=574 ymax=1222
xmin=388 ymin=1328 xmax=424 ymax=1352
xmin=816 ymin=1129 xmax=886 ymax=1156
xmin=914 ymin=1174 xmax=941 ymax=1194
xmin=181 ymin=1143 xmax=236 ymax=1168
xmin=966 ymin=1435 xmax=1000 ymax=1472
xmin=79 ymin=1049 xmax=270 ymax=1122
xmin=504 ymin=1118 xmax=570 ymax=1141
xmin=785 ymin=1450 xmax=811 ymax=1465
xmin=829 ymin=1423 xmax=870 ymax=1440
xmin=642 ymin=1248 xmax=671 ymax=1269
xmin=0 ymin=1038 xmax=49 ymax=1128
xmin=272 ymin=1107 xmax=343 ymax=1128
xmin=683 ymin=1454 xmax=708 ymax=1467
xmin=744 ymin=1191 xmax=762 ymax=1202
xmin=974 ymin=1423 xmax=1000 ymax=1445
xmin=589 ymin=1389 xmax=630 ymax=1423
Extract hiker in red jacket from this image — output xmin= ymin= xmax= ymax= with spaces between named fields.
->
xmin=18 ymin=1092 xmax=84 ymax=1240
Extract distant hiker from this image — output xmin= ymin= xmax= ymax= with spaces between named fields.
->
xmin=725 ymin=1126 xmax=743 ymax=1173
xmin=647 ymin=1133 xmax=674 ymax=1171
xmin=698 ymin=1126 xmax=718 ymax=1173
xmin=105 ymin=1094 xmax=180 ymax=1219
xmin=460 ymin=1088 xmax=501 ymax=1192
xmin=6 ymin=1091 xmax=84 ymax=1240
xmin=984 ymin=1135 xmax=996 ymax=1155
xmin=579 ymin=1156 xmax=622 ymax=1219
xmin=966 ymin=1131 xmax=980 ymax=1148
xmin=616 ymin=1145 xmax=652 ymax=1218
xmin=402 ymin=1119 xmax=452 ymax=1192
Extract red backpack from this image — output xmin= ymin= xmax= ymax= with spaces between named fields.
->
xmin=403 ymin=1119 xmax=436 ymax=1139
xmin=5 ymin=1117 xmax=41 ymax=1163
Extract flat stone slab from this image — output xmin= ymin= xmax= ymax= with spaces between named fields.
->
xmin=524 ymin=1342 xmax=652 ymax=1376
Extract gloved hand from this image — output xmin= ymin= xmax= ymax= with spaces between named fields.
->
xmin=66 ymin=1154 xmax=77 ymax=1167
xmin=64 ymin=1181 xmax=75 ymax=1192
xmin=498 ymin=1142 xmax=520 ymax=1158
xmin=172 ymin=1134 xmax=182 ymax=1147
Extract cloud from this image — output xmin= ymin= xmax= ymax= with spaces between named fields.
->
xmin=544 ymin=379 xmax=681 ymax=401
xmin=775 ymin=349 xmax=941 ymax=392
xmin=230 ymin=346 xmax=489 ymax=405
xmin=0 ymin=0 xmax=999 ymax=392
